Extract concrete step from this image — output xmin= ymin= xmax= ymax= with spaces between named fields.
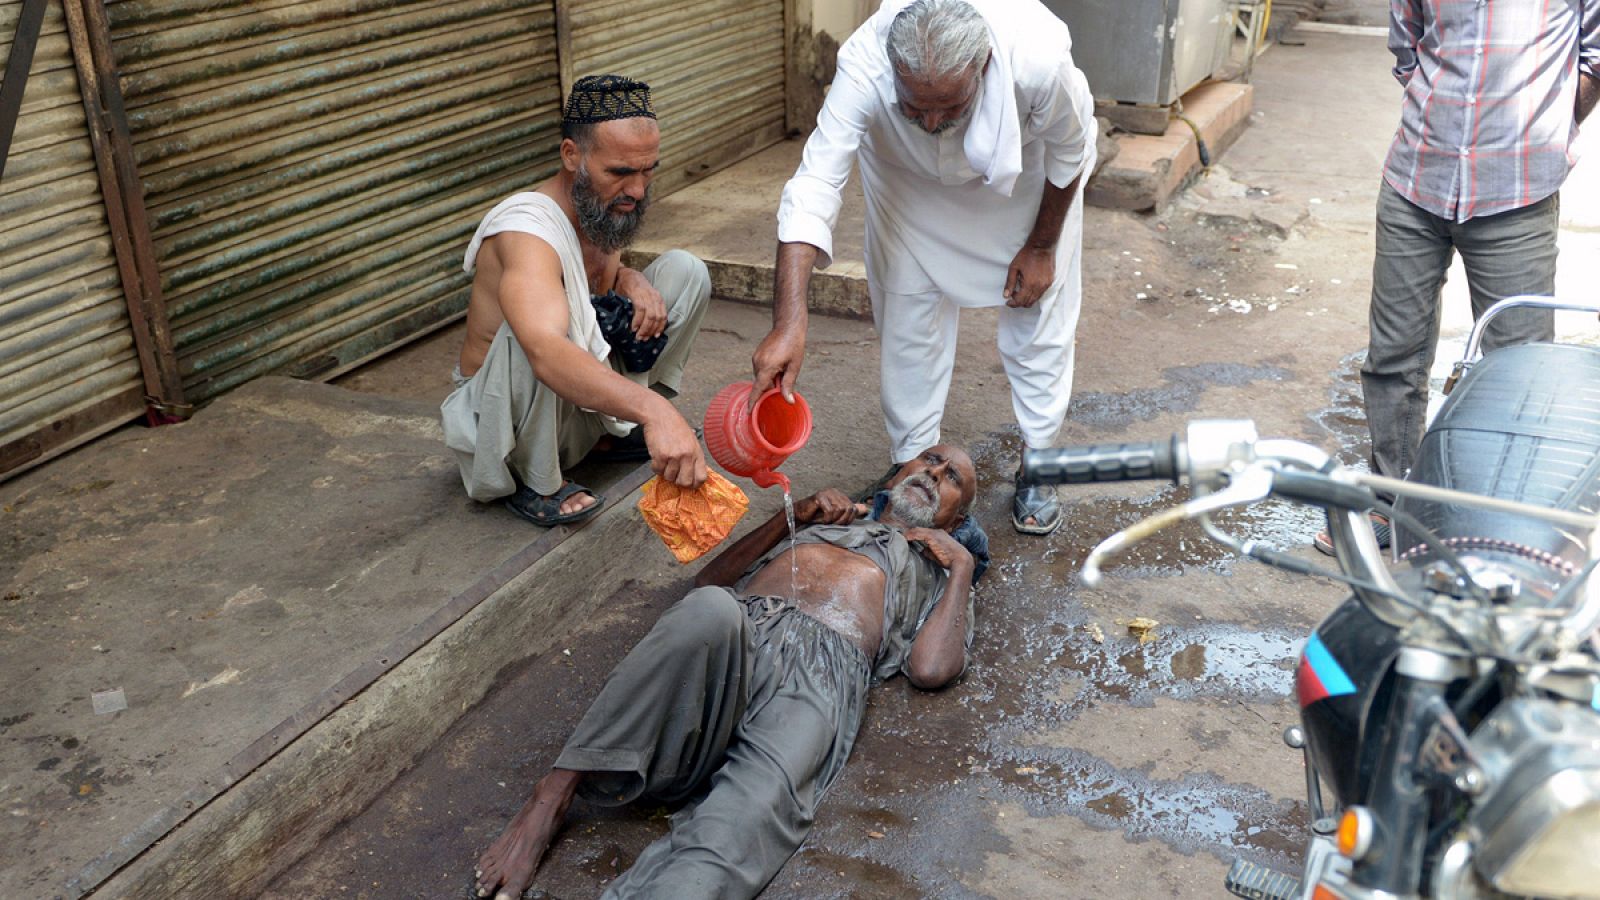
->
xmin=98 ymin=466 xmax=659 ymax=899
xmin=1086 ymin=81 xmax=1256 ymax=213
xmin=0 ymin=377 xmax=660 ymax=899
xmin=626 ymin=139 xmax=871 ymax=320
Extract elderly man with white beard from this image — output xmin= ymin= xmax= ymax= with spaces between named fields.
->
xmin=440 ymin=75 xmax=712 ymax=526
xmin=471 ymin=445 xmax=983 ymax=900
xmin=752 ymin=0 xmax=1096 ymax=536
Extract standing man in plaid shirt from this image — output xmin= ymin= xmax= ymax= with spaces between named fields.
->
xmin=1330 ymin=0 xmax=1599 ymax=554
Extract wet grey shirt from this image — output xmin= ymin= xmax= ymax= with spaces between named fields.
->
xmin=736 ymin=521 xmax=972 ymax=683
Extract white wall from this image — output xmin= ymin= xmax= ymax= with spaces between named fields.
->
xmin=787 ymin=0 xmax=880 ymax=130
xmin=809 ymin=0 xmax=879 ymax=42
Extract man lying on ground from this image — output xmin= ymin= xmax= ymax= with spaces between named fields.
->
xmin=473 ymin=445 xmax=983 ymax=899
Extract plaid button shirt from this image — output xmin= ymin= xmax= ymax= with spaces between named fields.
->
xmin=1384 ymin=0 xmax=1600 ymax=222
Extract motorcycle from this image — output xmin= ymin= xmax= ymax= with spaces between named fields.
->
xmin=1020 ymin=296 xmax=1600 ymax=899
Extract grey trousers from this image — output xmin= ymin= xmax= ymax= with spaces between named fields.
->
xmin=441 ymin=250 xmax=711 ymax=500
xmin=555 ymin=587 xmax=870 ymax=900
xmin=1360 ymin=182 xmax=1558 ymax=484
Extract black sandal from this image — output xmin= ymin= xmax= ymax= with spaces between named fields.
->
xmin=1012 ymin=472 xmax=1063 ymax=535
xmin=504 ymin=481 xmax=605 ymax=527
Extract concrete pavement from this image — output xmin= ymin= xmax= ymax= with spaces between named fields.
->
xmin=8 ymin=1 xmax=1598 ymax=895
xmin=269 ymin=23 xmax=1429 ymax=900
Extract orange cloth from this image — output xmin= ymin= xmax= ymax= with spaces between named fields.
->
xmin=638 ymin=471 xmax=750 ymax=563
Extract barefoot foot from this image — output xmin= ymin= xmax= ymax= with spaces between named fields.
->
xmin=474 ymin=770 xmax=581 ymax=899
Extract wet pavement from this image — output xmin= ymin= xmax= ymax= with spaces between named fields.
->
xmin=264 ymin=13 xmax=1600 ymax=900
xmin=266 ymin=332 xmax=1383 ymax=899
xmin=264 ymin=413 xmax=1341 ymax=900
xmin=265 ymin=28 xmax=1390 ymax=900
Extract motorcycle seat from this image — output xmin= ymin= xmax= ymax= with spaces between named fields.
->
xmin=1394 ymin=343 xmax=1600 ymax=577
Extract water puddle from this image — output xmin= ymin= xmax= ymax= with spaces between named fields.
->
xmin=982 ymin=750 xmax=1307 ymax=859
xmin=1308 ymin=350 xmax=1371 ymax=469
xmin=977 ymin=481 xmax=1325 ymax=585
xmin=820 ymin=767 xmax=1307 ymax=895
xmin=1069 ymin=625 xmax=1298 ymax=709
xmin=968 ymin=621 xmax=1302 ymax=722
xmin=1066 ymin=362 xmax=1295 ymax=433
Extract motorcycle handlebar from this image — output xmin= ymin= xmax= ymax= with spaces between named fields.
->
xmin=1021 ymin=438 xmax=1182 ymax=485
xmin=1268 ymin=470 xmax=1379 ymax=511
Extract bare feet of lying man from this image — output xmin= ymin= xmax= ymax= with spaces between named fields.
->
xmin=474 ymin=769 xmax=581 ymax=899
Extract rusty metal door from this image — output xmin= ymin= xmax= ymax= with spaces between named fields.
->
xmin=5 ymin=0 xmax=784 ymax=479
xmin=557 ymin=0 xmax=787 ymax=195
xmin=1 ymin=0 xmax=145 ymax=477
xmin=106 ymin=0 xmax=565 ymax=402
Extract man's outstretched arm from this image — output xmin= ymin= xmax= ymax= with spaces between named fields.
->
xmin=760 ymin=64 xmax=873 ymax=399
xmin=694 ymin=488 xmax=863 ymax=588
xmin=493 ymin=233 xmax=705 ymax=487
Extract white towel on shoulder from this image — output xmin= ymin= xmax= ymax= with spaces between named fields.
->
xmin=463 ymin=191 xmax=613 ymax=364
xmin=963 ymin=18 xmax=1021 ymax=196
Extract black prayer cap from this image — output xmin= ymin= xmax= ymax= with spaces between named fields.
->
xmin=563 ymin=75 xmax=656 ymax=126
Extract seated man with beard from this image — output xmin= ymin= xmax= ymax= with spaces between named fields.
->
xmin=473 ymin=445 xmax=982 ymax=900
xmin=441 ymin=75 xmax=712 ymax=525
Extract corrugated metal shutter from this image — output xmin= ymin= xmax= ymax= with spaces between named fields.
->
xmin=1 ymin=0 xmax=145 ymax=475
xmin=106 ymin=0 xmax=564 ymax=402
xmin=561 ymin=0 xmax=787 ymax=195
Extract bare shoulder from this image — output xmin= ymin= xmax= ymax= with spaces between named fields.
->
xmin=486 ymin=232 xmax=578 ymax=344
xmin=482 ymin=231 xmax=568 ymax=300
xmin=481 ymin=230 xmax=562 ymax=277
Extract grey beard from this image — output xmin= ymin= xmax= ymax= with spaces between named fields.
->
xmin=900 ymin=75 xmax=980 ymax=135
xmin=887 ymin=474 xmax=938 ymax=528
xmin=572 ymin=165 xmax=648 ymax=253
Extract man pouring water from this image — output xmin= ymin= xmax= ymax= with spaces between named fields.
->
xmin=753 ymin=0 xmax=1097 ymax=536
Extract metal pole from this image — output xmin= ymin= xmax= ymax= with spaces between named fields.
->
xmin=0 ymin=0 xmax=49 ymax=183
xmin=61 ymin=0 xmax=190 ymax=422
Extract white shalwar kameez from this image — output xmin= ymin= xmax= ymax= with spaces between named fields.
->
xmin=777 ymin=0 xmax=1096 ymax=463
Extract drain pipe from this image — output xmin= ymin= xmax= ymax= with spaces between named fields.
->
xmin=1172 ymin=100 xmax=1211 ymax=172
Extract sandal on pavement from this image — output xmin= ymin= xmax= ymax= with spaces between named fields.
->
xmin=1313 ymin=513 xmax=1391 ymax=556
xmin=587 ymin=428 xmax=651 ymax=463
xmin=504 ymin=481 xmax=605 ymax=527
xmin=1012 ymin=475 xmax=1063 ymax=536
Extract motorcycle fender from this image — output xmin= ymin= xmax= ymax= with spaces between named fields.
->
xmin=1297 ymin=597 xmax=1402 ymax=806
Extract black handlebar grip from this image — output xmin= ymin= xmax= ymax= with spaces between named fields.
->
xmin=1020 ymin=438 xmax=1180 ymax=485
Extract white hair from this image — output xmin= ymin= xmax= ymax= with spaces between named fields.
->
xmin=884 ymin=0 xmax=991 ymax=82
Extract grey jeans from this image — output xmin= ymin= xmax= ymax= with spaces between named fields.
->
xmin=1360 ymin=181 xmax=1558 ymax=485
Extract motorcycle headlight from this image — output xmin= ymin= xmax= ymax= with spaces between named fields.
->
xmin=1469 ymin=698 xmax=1600 ymax=898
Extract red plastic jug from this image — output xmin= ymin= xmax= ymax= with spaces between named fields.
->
xmin=703 ymin=382 xmax=812 ymax=492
